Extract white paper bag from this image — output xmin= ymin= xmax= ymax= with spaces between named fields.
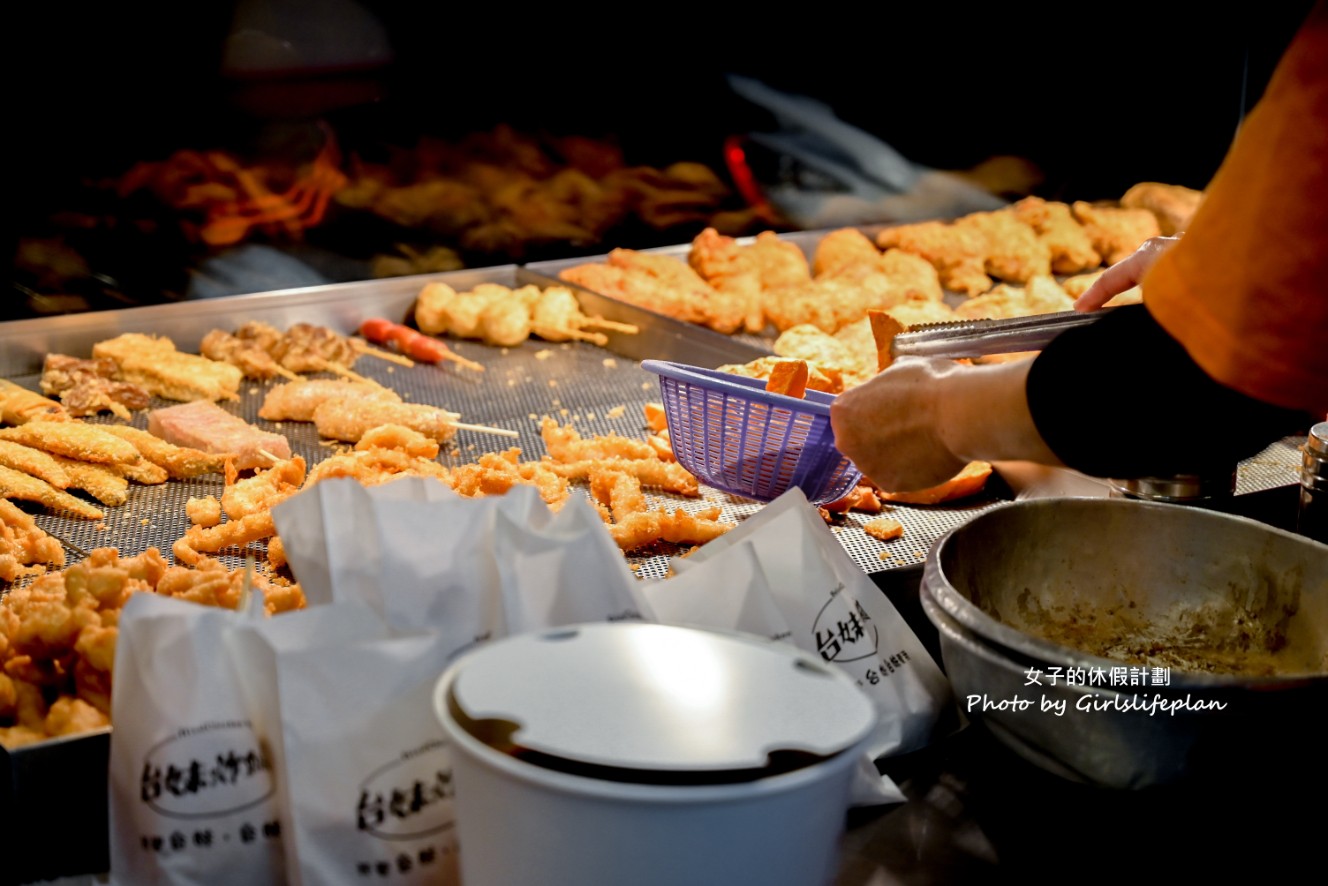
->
xmin=110 ymin=592 xmax=284 ymax=886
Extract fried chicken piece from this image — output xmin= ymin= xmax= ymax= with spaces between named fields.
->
xmin=413 ymin=281 xmax=459 ymax=335
xmin=772 ymin=325 xmax=875 ymax=388
xmin=0 ymin=378 xmax=71 ymax=425
xmin=1070 ymin=201 xmax=1162 ymax=265
xmin=355 ymin=423 xmax=440 ymax=459
xmin=542 ymin=457 xmax=700 ymax=497
xmin=304 ymin=447 xmax=451 ymax=489
xmin=92 ymin=332 xmax=244 ymax=402
xmin=311 ymin=398 xmax=461 ymax=444
xmin=746 ymin=230 xmax=812 ymax=290
xmin=40 ymin=354 xmax=151 ymax=420
xmin=98 ymin=423 xmax=229 ymax=479
xmin=610 ymin=248 xmax=748 ymax=335
xmin=0 ymin=464 xmax=104 ymax=520
xmin=199 ymin=329 xmax=297 ymax=381
xmin=955 ymin=275 xmax=1074 ymax=321
xmin=879 ymin=295 xmax=960 ymax=329
xmin=955 ymin=209 xmax=1053 ymax=283
xmin=221 ymin=456 xmax=306 ymax=520
xmin=876 ymin=220 xmax=993 ymax=296
xmin=0 ymin=440 xmax=72 ymax=489
xmin=45 ymin=696 xmax=109 ymax=738
xmin=0 ymin=498 xmax=65 ymax=583
xmin=877 ymin=248 xmax=946 ymax=302
xmin=186 ymin=495 xmax=222 ymax=527
xmin=687 ymin=227 xmax=766 ymax=333
xmin=447 ymin=450 xmax=570 ymax=509
xmin=1010 ymin=196 xmax=1101 ymax=274
xmin=258 ymin=378 xmax=401 ymax=422
xmin=1120 ymin=181 xmax=1204 ymax=236
xmin=812 ymin=228 xmax=884 ymax=278
xmin=861 ymin=517 xmax=904 ymax=541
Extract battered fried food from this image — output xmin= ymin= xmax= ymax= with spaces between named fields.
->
xmin=0 ymin=379 xmax=70 ymax=425
xmin=311 ymin=398 xmax=461 ymax=444
xmin=98 ymin=423 xmax=229 ymax=479
xmin=562 ymin=248 xmax=745 ymax=334
xmin=1070 ymin=201 xmax=1162 ymax=265
xmin=1010 ymin=196 xmax=1101 ymax=274
xmin=543 ymin=456 xmax=701 ymax=497
xmin=878 ymin=296 xmax=960 ymax=330
xmin=447 ymin=450 xmax=569 ymax=509
xmin=355 ymin=423 xmax=441 ymax=459
xmin=861 ymin=517 xmax=904 ymax=541
xmin=529 ymin=285 xmax=637 ymax=345
xmin=478 ymin=284 xmax=541 ymax=347
xmin=954 ymin=275 xmax=1074 ymax=321
xmin=746 ymin=230 xmax=812 ymax=290
xmin=258 ymin=378 xmax=401 ymax=422
xmin=540 ymin=416 xmax=658 ymax=462
xmin=186 ymin=495 xmax=222 ymax=527
xmin=717 ymin=356 xmax=845 ymax=395
xmin=0 ymin=421 xmax=141 ymax=466
xmin=811 ymin=228 xmax=885 ymax=278
xmin=0 ymin=464 xmax=102 ymax=520
xmin=92 ymin=332 xmax=244 ymax=402
xmin=876 ymin=460 xmax=993 ymax=504
xmin=687 ymin=227 xmax=764 ymax=333
xmin=0 ymin=499 xmax=65 ymax=584
xmin=0 ymin=440 xmax=72 ymax=489
xmin=607 ymin=506 xmax=731 ymax=552
xmin=48 ymin=455 xmax=129 ymax=507
xmin=199 ymin=329 xmax=298 ymax=381
xmin=305 ymin=447 xmax=452 ymax=489
xmin=413 ymin=281 xmax=458 ymax=335
xmin=1120 ymin=181 xmax=1203 ymax=236
xmin=114 ymin=459 xmax=169 ymax=486
xmin=221 ymin=456 xmax=307 ymax=520
xmin=773 ymin=324 xmax=875 ymax=388
xmin=876 ymin=220 xmax=993 ymax=296
xmin=954 ymin=209 xmax=1053 ymax=284
xmin=39 ymin=355 xmax=151 ymax=420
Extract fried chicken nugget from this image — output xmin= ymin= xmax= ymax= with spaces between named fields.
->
xmin=746 ymin=231 xmax=812 ymax=290
xmin=1070 ymin=201 xmax=1162 ymax=265
xmin=0 ymin=464 xmax=104 ymax=520
xmin=98 ymin=424 xmax=229 ymax=479
xmin=1011 ymin=196 xmax=1101 ymax=274
xmin=607 ymin=506 xmax=731 ymax=552
xmin=413 ymin=281 xmax=459 ymax=336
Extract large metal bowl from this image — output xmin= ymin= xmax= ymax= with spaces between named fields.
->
xmin=920 ymin=497 xmax=1328 ymax=789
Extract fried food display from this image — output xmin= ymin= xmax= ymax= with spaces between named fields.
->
xmin=258 ymin=378 xmax=401 ymax=422
xmin=1010 ymin=196 xmax=1101 ymax=274
xmin=0 ymin=546 xmax=305 ymax=748
xmin=39 ymin=355 xmax=151 ymax=420
xmin=0 ymin=421 xmax=141 ymax=466
xmin=955 ymin=275 xmax=1076 ymax=321
xmin=1120 ymin=181 xmax=1203 ymax=236
xmin=92 ymin=333 xmax=244 ymax=402
xmin=0 ymin=499 xmax=65 ymax=584
xmin=415 ymin=281 xmax=637 ymax=348
xmin=954 ymin=209 xmax=1053 ymax=284
xmin=875 ymin=220 xmax=993 ymax=296
xmin=148 ymin=400 xmax=290 ymax=471
xmin=562 ymin=247 xmax=747 ymax=334
xmin=1070 ymin=201 xmax=1162 ymax=265
xmin=715 ymin=356 xmax=845 ymax=395
xmin=686 ymin=227 xmax=766 ymax=333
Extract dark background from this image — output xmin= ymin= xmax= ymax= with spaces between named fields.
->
xmin=7 ymin=2 xmax=1317 ymax=312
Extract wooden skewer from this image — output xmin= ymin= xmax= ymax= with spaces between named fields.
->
xmin=352 ymin=339 xmax=415 ymax=368
xmin=257 ymin=449 xmax=282 ymax=464
xmin=273 ymin=364 xmax=301 ymax=381
xmin=560 ymin=328 xmax=609 ymax=346
xmin=449 ymin=421 xmax=520 ymax=439
xmin=321 ymin=361 xmax=380 ymax=387
xmin=582 ymin=316 xmax=640 ymax=335
xmin=441 ymin=350 xmax=486 ymax=373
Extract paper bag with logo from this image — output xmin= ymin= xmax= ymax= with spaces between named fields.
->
xmin=641 ymin=536 xmax=905 ymax=806
xmin=670 ymin=487 xmax=951 ymax=760
xmin=109 ymin=591 xmax=283 ymax=886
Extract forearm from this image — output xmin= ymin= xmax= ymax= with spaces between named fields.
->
xmin=935 ymin=358 xmax=1062 ymax=467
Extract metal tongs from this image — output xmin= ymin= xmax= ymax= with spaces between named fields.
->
xmin=889 ymin=307 xmax=1119 ymax=360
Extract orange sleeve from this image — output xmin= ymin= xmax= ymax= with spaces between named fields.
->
xmin=1143 ymin=0 xmax=1328 ymax=416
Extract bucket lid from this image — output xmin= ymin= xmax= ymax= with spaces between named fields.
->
xmin=438 ymin=622 xmax=876 ymax=785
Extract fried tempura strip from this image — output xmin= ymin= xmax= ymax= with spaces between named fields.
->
xmin=543 ymin=457 xmax=700 ymax=497
xmin=49 ymin=456 xmax=129 ymax=507
xmin=176 ymin=511 xmax=277 ymax=560
xmin=221 ymin=456 xmax=306 ymax=520
xmin=607 ymin=506 xmax=732 ymax=552
xmin=0 ymin=422 xmax=141 ymax=466
xmin=589 ymin=469 xmax=648 ymax=522
xmin=0 ymin=440 xmax=72 ymax=489
xmin=114 ymin=459 xmax=169 ymax=485
xmin=0 ymin=379 xmax=71 ymax=425
xmin=0 ymin=465 xmax=104 ymax=520
xmin=97 ymin=424 xmax=229 ymax=479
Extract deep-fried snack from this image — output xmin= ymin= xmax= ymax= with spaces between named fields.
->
xmin=413 ymin=281 xmax=458 ymax=335
xmin=221 ymin=456 xmax=306 ymax=521
xmin=186 ymin=495 xmax=222 ymax=527
xmin=0 ymin=421 xmax=141 ymax=466
xmin=1010 ymin=196 xmax=1101 ymax=274
xmin=876 ymin=460 xmax=993 ymax=504
xmin=687 ymin=227 xmax=765 ymax=333
xmin=878 ymin=296 xmax=960 ymax=330
xmin=607 ymin=506 xmax=731 ymax=552
xmin=355 ymin=423 xmax=441 ymax=459
xmin=746 ymin=230 xmax=812 ymax=290
xmin=447 ymin=449 xmax=569 ymax=509
xmin=643 ymin=402 xmax=669 ymax=434
xmin=822 ymin=484 xmax=882 ymax=514
xmin=478 ymin=284 xmax=541 ymax=347
xmin=867 ymin=310 xmax=906 ymax=372
xmin=48 ymin=455 xmax=129 ymax=507
xmin=0 ymin=440 xmax=72 ymax=489
xmin=269 ymin=322 xmax=359 ymax=373
xmin=542 ymin=457 xmax=700 ymax=497
xmin=955 ymin=275 xmax=1074 ymax=321
xmin=955 ymin=209 xmax=1053 ymax=283
xmin=0 ymin=499 xmax=65 ymax=583
xmin=148 ymin=400 xmax=291 ymax=471
xmin=876 ymin=220 xmax=993 ymax=296
xmin=258 ymin=378 xmax=401 ymax=422
xmin=1070 ymin=201 xmax=1162 ymax=265
xmin=562 ymin=248 xmax=745 ymax=334
xmin=92 ymin=332 xmax=244 ymax=402
xmin=811 ymin=228 xmax=885 ymax=278
xmin=311 ymin=398 xmax=461 ymax=444
xmin=861 ymin=517 xmax=904 ymax=541
xmin=589 ymin=469 xmax=649 ymax=523
xmin=717 ymin=356 xmax=846 ymax=395
xmin=39 ymin=355 xmax=151 ymax=420
xmin=113 ymin=459 xmax=169 ymax=485
xmin=1120 ymin=181 xmax=1203 ymax=236
xmin=199 ymin=329 xmax=298 ymax=381
xmin=773 ymin=325 xmax=876 ymax=388
xmin=98 ymin=423 xmax=229 ymax=479
xmin=173 ymin=511 xmax=278 ymax=566
xmin=305 ymin=448 xmax=452 ymax=489
xmin=764 ymin=360 xmax=810 ymax=398
xmin=540 ymin=417 xmax=656 ymax=462
xmin=0 ymin=379 xmax=71 ymax=425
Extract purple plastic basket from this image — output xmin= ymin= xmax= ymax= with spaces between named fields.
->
xmin=641 ymin=360 xmax=863 ymax=506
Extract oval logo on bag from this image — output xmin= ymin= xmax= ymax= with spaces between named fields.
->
xmin=355 ymin=740 xmax=454 ymax=841
xmin=812 ymin=583 xmax=880 ymax=664
xmin=140 ymin=721 xmax=275 ymax=819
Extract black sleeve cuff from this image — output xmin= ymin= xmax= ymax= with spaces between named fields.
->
xmin=1024 ymin=304 xmax=1311 ymax=478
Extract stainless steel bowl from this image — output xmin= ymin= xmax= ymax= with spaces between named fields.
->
xmin=920 ymin=497 xmax=1328 ymax=789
